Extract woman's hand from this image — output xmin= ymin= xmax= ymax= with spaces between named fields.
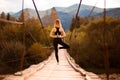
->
xmin=57 ymin=35 xmax=62 ymax=38
xmin=53 ymin=35 xmax=58 ymax=38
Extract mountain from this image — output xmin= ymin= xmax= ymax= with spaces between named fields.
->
xmin=56 ymin=4 xmax=103 ymax=17
xmin=95 ymin=8 xmax=120 ymax=18
xmin=13 ymin=8 xmax=37 ymax=19
xmin=57 ymin=11 xmax=72 ymax=30
xmin=56 ymin=4 xmax=103 ymax=30
xmin=11 ymin=4 xmax=120 ymax=30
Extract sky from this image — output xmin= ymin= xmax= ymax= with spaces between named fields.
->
xmin=0 ymin=0 xmax=120 ymax=13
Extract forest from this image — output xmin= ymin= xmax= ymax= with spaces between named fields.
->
xmin=0 ymin=11 xmax=53 ymax=74
xmin=66 ymin=16 xmax=120 ymax=73
xmin=0 ymin=7 xmax=120 ymax=75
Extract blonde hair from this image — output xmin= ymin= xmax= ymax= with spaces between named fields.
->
xmin=50 ymin=19 xmax=66 ymax=38
xmin=54 ymin=19 xmax=63 ymax=30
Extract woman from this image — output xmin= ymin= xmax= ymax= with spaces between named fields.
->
xmin=50 ymin=19 xmax=70 ymax=63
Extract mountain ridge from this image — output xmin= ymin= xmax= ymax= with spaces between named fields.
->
xmin=9 ymin=4 xmax=120 ymax=30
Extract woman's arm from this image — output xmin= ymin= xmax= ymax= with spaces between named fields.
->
xmin=58 ymin=28 xmax=66 ymax=38
xmin=50 ymin=28 xmax=57 ymax=38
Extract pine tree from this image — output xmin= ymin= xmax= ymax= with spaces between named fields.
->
xmin=18 ymin=13 xmax=23 ymax=22
xmin=50 ymin=7 xmax=59 ymax=26
xmin=70 ymin=16 xmax=80 ymax=31
xmin=7 ymin=13 xmax=10 ymax=20
xmin=43 ymin=10 xmax=49 ymax=26
xmin=0 ymin=12 xmax=6 ymax=19
xmin=18 ymin=9 xmax=30 ymax=21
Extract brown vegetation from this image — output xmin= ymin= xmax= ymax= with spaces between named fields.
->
xmin=0 ymin=12 xmax=52 ymax=74
xmin=66 ymin=17 xmax=120 ymax=74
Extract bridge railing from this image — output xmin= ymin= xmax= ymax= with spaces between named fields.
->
xmin=65 ymin=50 xmax=101 ymax=80
xmin=3 ymin=52 xmax=54 ymax=80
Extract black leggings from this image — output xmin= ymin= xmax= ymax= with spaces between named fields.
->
xmin=53 ymin=38 xmax=70 ymax=62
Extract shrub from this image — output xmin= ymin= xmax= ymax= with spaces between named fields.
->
xmin=0 ymin=41 xmax=24 ymax=73
xmin=66 ymin=17 xmax=120 ymax=73
xmin=27 ymin=43 xmax=51 ymax=64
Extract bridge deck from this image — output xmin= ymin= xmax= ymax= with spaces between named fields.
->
xmin=26 ymin=49 xmax=84 ymax=80
xmin=4 ymin=49 xmax=101 ymax=80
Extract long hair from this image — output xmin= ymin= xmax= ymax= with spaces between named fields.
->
xmin=54 ymin=19 xmax=64 ymax=30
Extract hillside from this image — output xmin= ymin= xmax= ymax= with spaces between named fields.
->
xmin=95 ymin=8 xmax=120 ymax=18
xmin=11 ymin=4 xmax=120 ymax=30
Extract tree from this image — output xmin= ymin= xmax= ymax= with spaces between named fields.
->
xmin=6 ymin=13 xmax=15 ymax=21
xmin=70 ymin=16 xmax=81 ymax=31
xmin=80 ymin=17 xmax=89 ymax=25
xmin=18 ymin=9 xmax=30 ymax=21
xmin=0 ymin=12 xmax=6 ymax=27
xmin=18 ymin=13 xmax=23 ymax=22
xmin=7 ymin=13 xmax=10 ymax=20
xmin=91 ymin=16 xmax=95 ymax=21
xmin=50 ymin=7 xmax=59 ymax=26
xmin=70 ymin=17 xmax=76 ymax=31
xmin=42 ymin=10 xmax=49 ymax=26
xmin=0 ymin=12 xmax=6 ymax=19
xmin=42 ymin=7 xmax=59 ymax=26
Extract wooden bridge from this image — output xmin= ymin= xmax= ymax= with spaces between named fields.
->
xmin=3 ymin=49 xmax=101 ymax=80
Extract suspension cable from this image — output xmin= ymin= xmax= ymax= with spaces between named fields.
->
xmin=88 ymin=0 xmax=100 ymax=17
xmin=32 ymin=0 xmax=43 ymax=28
xmin=76 ymin=0 xmax=82 ymax=19
xmin=69 ymin=0 xmax=82 ymax=40
xmin=32 ymin=0 xmax=50 ymax=46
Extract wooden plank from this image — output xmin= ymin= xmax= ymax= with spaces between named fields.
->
xmin=26 ymin=49 xmax=85 ymax=80
xmin=3 ymin=49 xmax=102 ymax=80
xmin=0 ymin=19 xmax=23 ymax=25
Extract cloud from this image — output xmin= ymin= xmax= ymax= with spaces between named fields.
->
xmin=29 ymin=0 xmax=52 ymax=10
xmin=82 ymin=0 xmax=120 ymax=8
xmin=106 ymin=0 xmax=120 ymax=8
xmin=0 ymin=1 xmax=9 ymax=12
xmin=0 ymin=0 xmax=120 ymax=13
xmin=0 ymin=0 xmax=22 ymax=13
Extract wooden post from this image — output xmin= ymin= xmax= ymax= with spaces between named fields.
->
xmin=103 ymin=0 xmax=109 ymax=79
xmin=20 ymin=0 xmax=25 ymax=73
